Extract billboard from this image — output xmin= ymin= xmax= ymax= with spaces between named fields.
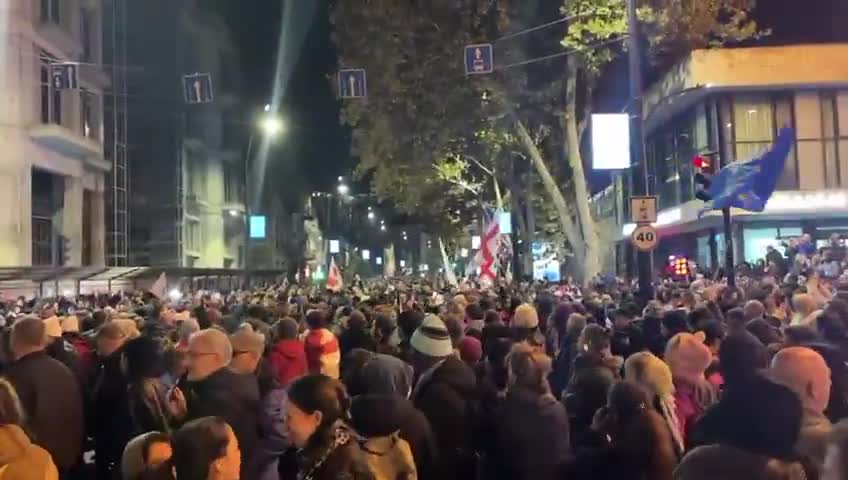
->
xmin=591 ymin=113 xmax=631 ymax=170
xmin=249 ymin=215 xmax=266 ymax=239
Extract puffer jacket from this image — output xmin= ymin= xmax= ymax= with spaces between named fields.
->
xmin=0 ymin=424 xmax=59 ymax=480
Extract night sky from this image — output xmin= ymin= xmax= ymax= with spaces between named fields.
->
xmin=214 ymin=0 xmax=847 ymax=200
xmin=211 ymin=0 xmax=352 ymax=205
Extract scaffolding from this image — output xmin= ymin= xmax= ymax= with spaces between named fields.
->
xmin=103 ymin=0 xmax=129 ymax=266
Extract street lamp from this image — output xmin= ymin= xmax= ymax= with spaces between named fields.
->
xmin=367 ymin=211 xmax=376 ymax=220
xmin=337 ymin=183 xmax=350 ymax=195
xmin=259 ymin=115 xmax=285 ymax=137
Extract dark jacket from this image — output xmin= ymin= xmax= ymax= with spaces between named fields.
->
xmin=495 ymin=387 xmax=570 ymax=480
xmin=412 ymin=355 xmax=477 ymax=480
xmin=550 ymin=333 xmax=580 ymax=398
xmin=339 ymin=328 xmax=377 ymax=359
xmin=180 ymin=367 xmax=262 ymax=479
xmin=90 ymin=347 xmax=134 ymax=477
xmin=565 ymin=353 xmax=617 ymax=448
xmin=46 ymin=338 xmax=86 ymax=387
xmin=127 ymin=378 xmax=171 ymax=435
xmin=297 ymin=422 xmax=374 ymax=480
xmin=352 ymin=394 xmax=438 ymax=480
xmin=610 ymin=324 xmax=645 ymax=359
xmin=4 ymin=351 xmax=84 ymax=470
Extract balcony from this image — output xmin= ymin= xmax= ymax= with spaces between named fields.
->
xmin=29 ymin=123 xmax=104 ymax=166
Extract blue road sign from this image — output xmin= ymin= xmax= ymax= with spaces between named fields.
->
xmin=464 ymin=44 xmax=493 ymax=75
xmin=50 ymin=63 xmax=78 ymax=90
xmin=338 ymin=69 xmax=367 ymax=98
xmin=183 ymin=73 xmax=214 ymax=104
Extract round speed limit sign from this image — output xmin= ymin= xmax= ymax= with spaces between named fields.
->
xmin=631 ymin=225 xmax=659 ymax=252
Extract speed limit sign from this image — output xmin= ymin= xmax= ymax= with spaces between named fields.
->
xmin=631 ymin=225 xmax=659 ymax=252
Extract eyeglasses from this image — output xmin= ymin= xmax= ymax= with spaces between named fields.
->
xmin=187 ymin=351 xmax=217 ymax=359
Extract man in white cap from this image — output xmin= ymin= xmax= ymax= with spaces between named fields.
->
xmin=410 ymin=314 xmax=477 ymax=480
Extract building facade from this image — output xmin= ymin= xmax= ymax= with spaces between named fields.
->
xmin=616 ymin=44 xmax=848 ymax=276
xmin=127 ymin=0 xmax=247 ymax=268
xmin=0 ymin=0 xmax=109 ymax=267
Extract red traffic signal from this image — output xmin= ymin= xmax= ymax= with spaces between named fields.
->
xmin=693 ymin=155 xmax=711 ymax=171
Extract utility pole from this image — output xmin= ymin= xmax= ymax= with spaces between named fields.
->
xmin=627 ymin=0 xmax=654 ymax=304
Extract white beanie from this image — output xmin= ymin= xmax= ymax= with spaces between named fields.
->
xmin=411 ymin=315 xmax=453 ymax=358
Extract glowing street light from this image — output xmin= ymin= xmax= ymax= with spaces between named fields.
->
xmin=337 ymin=183 xmax=350 ymax=195
xmin=367 ymin=211 xmax=376 ymax=220
xmin=380 ymin=225 xmax=387 ymax=232
xmin=259 ymin=115 xmax=285 ymax=137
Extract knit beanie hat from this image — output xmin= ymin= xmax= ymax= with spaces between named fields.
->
xmin=665 ymin=332 xmax=712 ymax=384
xmin=512 ymin=304 xmax=539 ymax=329
xmin=458 ymin=336 xmax=483 ymax=364
xmin=411 ymin=315 xmax=453 ymax=358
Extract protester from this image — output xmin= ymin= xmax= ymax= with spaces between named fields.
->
xmin=170 ymin=417 xmax=241 ymax=480
xmin=664 ymin=332 xmax=717 ymax=443
xmin=123 ymin=336 xmax=171 ymax=435
xmin=286 ymin=374 xmax=374 ymax=480
xmin=822 ymin=421 xmax=848 ymax=480
xmin=409 ymin=315 xmax=477 ymax=480
xmin=494 ymin=343 xmax=569 ymax=480
xmin=91 ymin=321 xmax=135 ymax=479
xmin=565 ymin=324 xmax=619 ymax=446
xmin=3 ymin=316 xmax=84 ymax=475
xmin=168 ymin=329 xmax=260 ymax=479
xmin=339 ymin=310 xmax=377 ymax=359
xmin=121 ymin=432 xmax=172 ymax=480
xmin=771 ymin=346 xmax=833 ymax=474
xmin=269 ymin=317 xmax=307 ymax=387
xmin=350 ymin=396 xmax=418 ymax=480
xmin=304 ymin=310 xmax=341 ymax=379
xmin=624 ymin=351 xmax=685 ymax=458
xmin=0 ymin=377 xmax=59 ymax=480
xmin=563 ymin=381 xmax=676 ymax=480
xmin=229 ymin=328 xmax=289 ymax=480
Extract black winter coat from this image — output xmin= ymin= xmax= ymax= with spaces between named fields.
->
xmin=180 ymin=367 xmax=262 ymax=479
xmin=412 ymin=355 xmax=478 ymax=480
xmin=90 ymin=348 xmax=134 ymax=477
xmin=5 ymin=351 xmax=85 ymax=470
xmin=495 ymin=387 xmax=570 ymax=480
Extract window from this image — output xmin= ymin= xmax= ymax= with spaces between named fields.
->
xmin=720 ymin=94 xmax=798 ymax=189
xmin=40 ymin=0 xmax=60 ymax=24
xmin=186 ymin=220 xmax=200 ymax=251
xmin=32 ymin=217 xmax=53 ymax=266
xmin=40 ymin=52 xmax=62 ymax=125
xmin=646 ymin=111 xmax=698 ymax=209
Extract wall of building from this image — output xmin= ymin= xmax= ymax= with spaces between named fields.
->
xmin=0 ymin=0 xmax=108 ymax=267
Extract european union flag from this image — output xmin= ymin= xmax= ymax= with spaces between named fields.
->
xmin=703 ymin=126 xmax=794 ymax=213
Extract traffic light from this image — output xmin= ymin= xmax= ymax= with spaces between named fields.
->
xmin=693 ymin=154 xmax=715 ymax=202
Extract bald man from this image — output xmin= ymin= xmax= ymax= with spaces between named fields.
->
xmin=771 ymin=346 xmax=832 ymax=473
xmin=170 ymin=328 xmax=260 ymax=478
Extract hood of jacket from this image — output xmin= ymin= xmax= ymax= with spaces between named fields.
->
xmin=355 ymin=353 xmax=413 ymax=397
xmin=272 ymin=339 xmax=305 ymax=361
xmin=0 ymin=424 xmax=31 ymax=465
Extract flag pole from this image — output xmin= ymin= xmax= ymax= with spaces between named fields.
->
xmin=723 ymin=208 xmax=735 ymax=287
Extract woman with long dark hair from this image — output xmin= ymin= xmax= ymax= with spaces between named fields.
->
xmin=286 ymin=374 xmax=373 ymax=480
xmin=122 ymin=336 xmax=171 ymax=435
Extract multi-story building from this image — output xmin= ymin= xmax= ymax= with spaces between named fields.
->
xmin=127 ymin=0 xmax=247 ymax=268
xmin=0 ymin=0 xmax=109 ymax=267
xmin=616 ymin=43 xmax=848 ymax=275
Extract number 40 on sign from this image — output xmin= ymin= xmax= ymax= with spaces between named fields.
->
xmin=631 ymin=224 xmax=659 ymax=252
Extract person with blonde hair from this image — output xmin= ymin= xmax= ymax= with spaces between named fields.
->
xmin=0 ymin=378 xmax=59 ymax=480
xmin=625 ymin=351 xmax=685 ymax=458
xmin=664 ymin=332 xmax=717 ymax=444
xmin=494 ymin=343 xmax=570 ymax=480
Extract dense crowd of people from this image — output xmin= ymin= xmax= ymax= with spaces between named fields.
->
xmin=1 ymin=271 xmax=848 ymax=479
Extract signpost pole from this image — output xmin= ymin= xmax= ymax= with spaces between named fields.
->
xmin=626 ymin=0 xmax=653 ymax=305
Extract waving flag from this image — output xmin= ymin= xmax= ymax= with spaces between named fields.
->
xmin=479 ymin=215 xmax=501 ymax=288
xmin=703 ymin=127 xmax=794 ymax=212
xmin=326 ymin=258 xmax=343 ymax=292
xmin=439 ymin=238 xmax=458 ymax=286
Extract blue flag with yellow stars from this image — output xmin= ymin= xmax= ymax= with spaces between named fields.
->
xmin=703 ymin=126 xmax=794 ymax=213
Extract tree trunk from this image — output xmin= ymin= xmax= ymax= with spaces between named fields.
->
xmin=514 ymin=119 xmax=587 ymax=282
xmin=563 ymin=56 xmax=602 ymax=283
